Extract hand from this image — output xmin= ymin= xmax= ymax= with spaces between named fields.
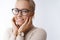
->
xmin=18 ymin=17 xmax=32 ymax=34
xmin=12 ymin=17 xmax=18 ymax=36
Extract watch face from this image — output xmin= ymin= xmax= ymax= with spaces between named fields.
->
xmin=19 ymin=32 xmax=24 ymax=36
xmin=21 ymin=32 xmax=24 ymax=36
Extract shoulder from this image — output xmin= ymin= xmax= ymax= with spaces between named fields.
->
xmin=27 ymin=27 xmax=47 ymax=37
xmin=31 ymin=27 xmax=47 ymax=34
xmin=29 ymin=27 xmax=47 ymax=40
xmin=28 ymin=27 xmax=47 ymax=36
xmin=34 ymin=27 xmax=47 ymax=35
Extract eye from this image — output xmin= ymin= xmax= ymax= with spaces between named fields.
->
xmin=22 ymin=10 xmax=29 ymax=13
xmin=14 ymin=9 xmax=19 ymax=12
xmin=12 ymin=8 xmax=19 ymax=15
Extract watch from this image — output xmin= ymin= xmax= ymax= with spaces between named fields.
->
xmin=18 ymin=32 xmax=24 ymax=37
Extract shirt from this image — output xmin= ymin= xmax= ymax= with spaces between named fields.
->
xmin=4 ymin=27 xmax=47 ymax=40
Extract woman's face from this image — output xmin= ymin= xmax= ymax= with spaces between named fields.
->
xmin=13 ymin=1 xmax=34 ymax=26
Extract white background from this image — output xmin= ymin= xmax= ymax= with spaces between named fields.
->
xmin=0 ymin=0 xmax=60 ymax=40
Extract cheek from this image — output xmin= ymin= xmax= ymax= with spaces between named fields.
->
xmin=22 ymin=16 xmax=30 ymax=22
xmin=23 ymin=16 xmax=28 ymax=21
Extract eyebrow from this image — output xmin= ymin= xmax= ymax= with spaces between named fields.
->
xmin=17 ymin=8 xmax=30 ymax=10
xmin=13 ymin=8 xmax=33 ymax=12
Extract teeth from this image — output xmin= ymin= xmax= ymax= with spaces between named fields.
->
xmin=16 ymin=19 xmax=23 ymax=24
xmin=18 ymin=19 xmax=22 ymax=20
xmin=17 ymin=19 xmax=23 ymax=21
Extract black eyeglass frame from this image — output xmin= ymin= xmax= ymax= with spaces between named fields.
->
xmin=12 ymin=8 xmax=34 ymax=16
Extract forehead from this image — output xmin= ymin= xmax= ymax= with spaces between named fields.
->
xmin=15 ymin=1 xmax=31 ymax=9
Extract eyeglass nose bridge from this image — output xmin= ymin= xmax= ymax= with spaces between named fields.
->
xmin=17 ymin=10 xmax=23 ymax=16
xmin=18 ymin=10 xmax=22 ymax=13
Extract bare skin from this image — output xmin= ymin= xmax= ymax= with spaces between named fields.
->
xmin=12 ymin=17 xmax=33 ymax=36
xmin=12 ymin=1 xmax=34 ymax=37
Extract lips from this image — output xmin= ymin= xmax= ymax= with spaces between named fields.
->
xmin=16 ymin=18 xmax=24 ymax=22
xmin=18 ymin=19 xmax=23 ymax=21
xmin=15 ymin=18 xmax=24 ymax=26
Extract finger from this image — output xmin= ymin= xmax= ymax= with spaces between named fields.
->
xmin=21 ymin=17 xmax=28 ymax=27
xmin=20 ymin=17 xmax=32 ymax=32
xmin=12 ymin=18 xmax=15 ymax=26
xmin=23 ymin=17 xmax=32 ymax=31
xmin=27 ymin=17 xmax=32 ymax=26
xmin=12 ymin=17 xmax=18 ymax=30
xmin=18 ymin=17 xmax=28 ymax=32
xmin=12 ymin=17 xmax=16 ymax=26
xmin=23 ymin=17 xmax=32 ymax=30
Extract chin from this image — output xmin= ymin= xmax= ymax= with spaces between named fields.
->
xmin=18 ymin=23 xmax=23 ymax=26
xmin=16 ymin=21 xmax=24 ymax=26
xmin=15 ymin=17 xmax=25 ymax=26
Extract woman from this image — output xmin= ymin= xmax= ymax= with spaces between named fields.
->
xmin=5 ymin=0 xmax=47 ymax=40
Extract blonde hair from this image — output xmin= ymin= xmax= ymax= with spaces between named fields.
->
xmin=16 ymin=0 xmax=35 ymax=11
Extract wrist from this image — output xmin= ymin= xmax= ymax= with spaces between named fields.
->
xmin=18 ymin=32 xmax=24 ymax=37
xmin=13 ymin=30 xmax=18 ymax=36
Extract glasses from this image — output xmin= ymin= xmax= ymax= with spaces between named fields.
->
xmin=12 ymin=8 xmax=33 ymax=16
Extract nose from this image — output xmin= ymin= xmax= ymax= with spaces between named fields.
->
xmin=17 ymin=11 xmax=22 ymax=17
